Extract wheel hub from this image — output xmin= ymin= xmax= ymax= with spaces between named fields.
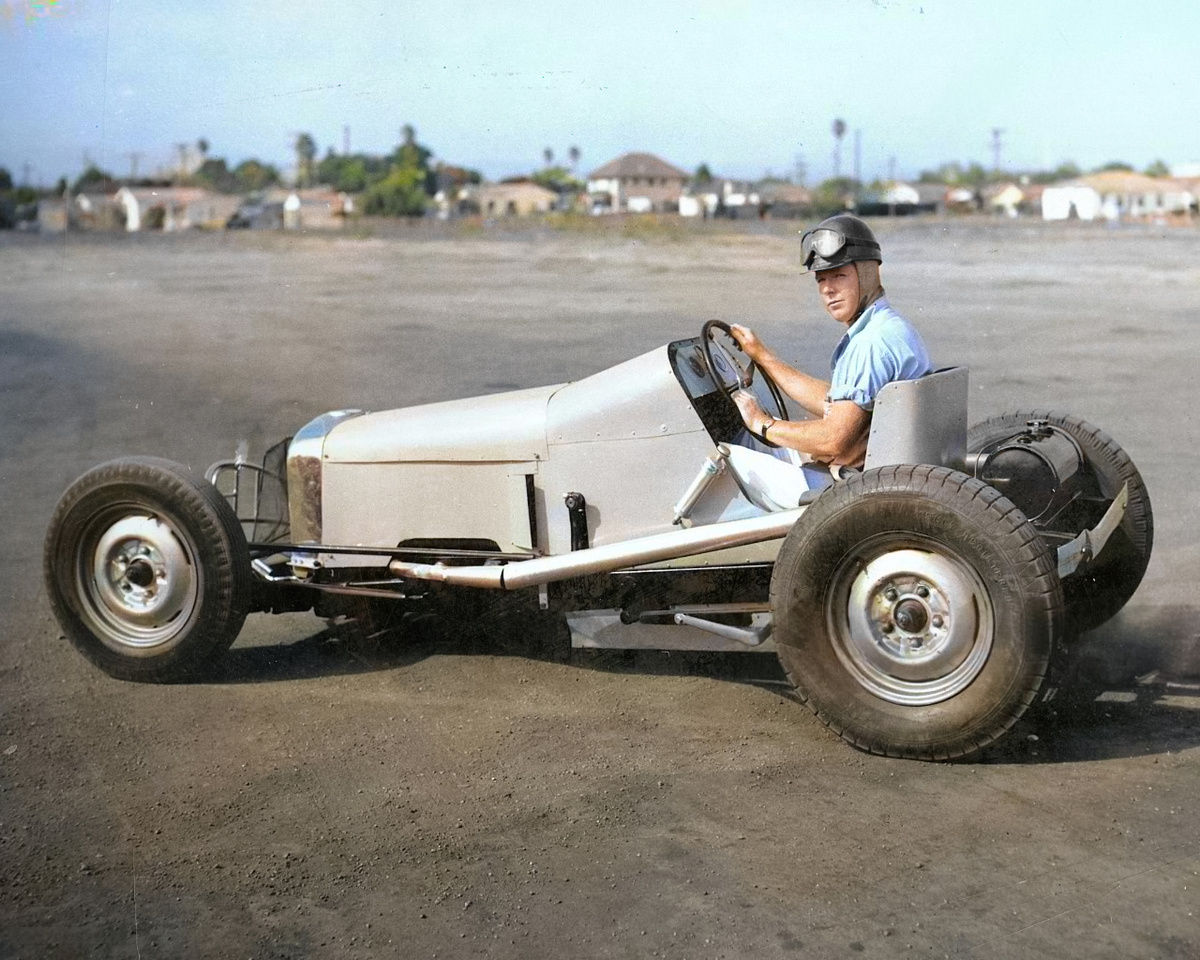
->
xmin=835 ymin=546 xmax=994 ymax=706
xmin=892 ymin=597 xmax=928 ymax=635
xmin=85 ymin=513 xmax=198 ymax=648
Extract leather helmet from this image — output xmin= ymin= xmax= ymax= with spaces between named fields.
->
xmin=800 ymin=214 xmax=882 ymax=273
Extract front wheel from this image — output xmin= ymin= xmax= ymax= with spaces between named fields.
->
xmin=44 ymin=457 xmax=251 ymax=681
xmin=772 ymin=466 xmax=1063 ymax=760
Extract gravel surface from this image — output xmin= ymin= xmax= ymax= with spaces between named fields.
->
xmin=2 ymin=218 xmax=1197 ymax=959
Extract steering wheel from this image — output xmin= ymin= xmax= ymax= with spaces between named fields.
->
xmin=700 ymin=320 xmax=789 ymax=432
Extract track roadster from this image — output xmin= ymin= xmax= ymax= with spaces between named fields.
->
xmin=44 ymin=323 xmax=1152 ymax=760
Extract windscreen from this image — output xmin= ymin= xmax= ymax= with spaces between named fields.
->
xmin=667 ymin=337 xmax=787 ymax=448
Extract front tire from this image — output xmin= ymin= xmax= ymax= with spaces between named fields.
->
xmin=772 ymin=466 xmax=1063 ymax=760
xmin=44 ymin=457 xmax=251 ymax=681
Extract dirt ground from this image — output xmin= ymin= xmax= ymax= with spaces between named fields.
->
xmin=1 ymin=218 xmax=1198 ymax=959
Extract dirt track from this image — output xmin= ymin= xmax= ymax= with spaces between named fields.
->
xmin=2 ymin=219 xmax=1198 ymax=959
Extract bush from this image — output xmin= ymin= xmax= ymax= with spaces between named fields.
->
xmin=362 ymin=166 xmax=427 ymax=217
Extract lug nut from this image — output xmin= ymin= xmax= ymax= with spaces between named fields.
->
xmin=916 ymin=585 xmax=930 ymax=598
xmin=881 ymin=622 xmax=895 ymax=634
xmin=931 ymin=615 xmax=944 ymax=629
xmin=884 ymin=587 xmax=898 ymax=602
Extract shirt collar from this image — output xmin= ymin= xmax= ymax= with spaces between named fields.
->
xmin=834 ymin=296 xmax=890 ymax=354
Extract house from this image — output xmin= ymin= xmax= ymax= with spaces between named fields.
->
xmin=680 ymin=178 xmax=761 ymax=218
xmin=758 ymin=182 xmax=812 ymax=219
xmin=186 ymin=192 xmax=242 ymax=229
xmin=115 ymin=187 xmax=239 ymax=231
xmin=587 ymin=152 xmax=689 ymax=214
xmin=432 ymin=166 xmax=484 ymax=219
xmin=912 ymin=183 xmax=949 ymax=214
xmin=282 ymin=189 xmax=353 ymax=229
xmin=226 ymin=189 xmax=351 ymax=229
xmin=466 ymin=181 xmax=558 ymax=217
xmin=944 ymin=186 xmax=980 ymax=213
xmin=984 ymin=183 xmax=1025 ymax=218
xmin=37 ymin=199 xmax=68 ymax=233
xmin=856 ymin=182 xmax=934 ymax=217
xmin=1042 ymin=171 xmax=1193 ymax=221
xmin=70 ymin=192 xmax=124 ymax=230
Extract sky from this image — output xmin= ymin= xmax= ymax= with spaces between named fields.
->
xmin=2 ymin=0 xmax=1198 ymax=188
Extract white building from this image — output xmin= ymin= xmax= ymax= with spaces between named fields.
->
xmin=1042 ymin=171 xmax=1193 ymax=221
xmin=587 ymin=153 xmax=689 ymax=214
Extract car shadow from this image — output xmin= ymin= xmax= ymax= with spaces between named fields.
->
xmin=213 ymin=613 xmax=482 ymax=683
xmin=210 ymin=603 xmax=1200 ymax=765
xmin=212 ymin=607 xmax=791 ymax=687
xmin=976 ymin=603 xmax=1200 ymax=765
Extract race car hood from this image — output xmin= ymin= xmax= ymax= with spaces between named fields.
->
xmin=322 ymin=384 xmax=561 ymax=463
xmin=319 ymin=345 xmax=702 ymax=465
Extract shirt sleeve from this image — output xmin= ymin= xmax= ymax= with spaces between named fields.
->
xmin=828 ymin=337 xmax=899 ymax=411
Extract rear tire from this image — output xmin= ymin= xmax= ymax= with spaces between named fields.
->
xmin=968 ymin=411 xmax=1152 ymax=633
xmin=772 ymin=465 xmax=1062 ymax=760
xmin=44 ymin=457 xmax=251 ymax=681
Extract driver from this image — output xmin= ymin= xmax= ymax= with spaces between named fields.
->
xmin=730 ymin=213 xmax=932 ymax=471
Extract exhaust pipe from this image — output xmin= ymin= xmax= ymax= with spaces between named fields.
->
xmin=388 ymin=507 xmax=805 ymax=590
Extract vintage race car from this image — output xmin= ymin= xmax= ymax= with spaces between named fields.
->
xmin=44 ymin=322 xmax=1153 ymax=760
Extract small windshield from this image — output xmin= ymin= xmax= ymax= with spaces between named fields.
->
xmin=667 ymin=337 xmax=787 ymax=449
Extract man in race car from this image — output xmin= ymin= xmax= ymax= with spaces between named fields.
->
xmin=730 ymin=213 xmax=933 ymax=470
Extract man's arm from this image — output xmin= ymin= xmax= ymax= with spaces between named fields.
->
xmin=730 ymin=324 xmax=828 ymax=416
xmin=734 ymin=392 xmax=871 ymax=466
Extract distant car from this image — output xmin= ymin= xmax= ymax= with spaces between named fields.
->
xmin=226 ymin=200 xmax=284 ymax=230
xmin=44 ymin=321 xmax=1151 ymax=760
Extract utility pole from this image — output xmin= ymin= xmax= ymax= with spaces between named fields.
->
xmin=888 ymin=155 xmax=897 ymax=183
xmin=991 ymin=128 xmax=1004 ymax=174
xmin=127 ymin=151 xmax=142 ymax=182
xmin=343 ymin=125 xmax=351 ymax=155
xmin=853 ymin=129 xmax=862 ymax=184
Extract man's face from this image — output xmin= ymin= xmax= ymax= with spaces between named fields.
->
xmin=815 ymin=264 xmax=859 ymax=325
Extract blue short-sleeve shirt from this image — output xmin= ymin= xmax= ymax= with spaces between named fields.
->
xmin=828 ymin=297 xmax=933 ymax=411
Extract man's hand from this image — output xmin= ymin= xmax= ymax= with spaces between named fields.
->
xmin=733 ymin=389 xmax=768 ymax=434
xmin=729 ymin=324 xmax=767 ymax=364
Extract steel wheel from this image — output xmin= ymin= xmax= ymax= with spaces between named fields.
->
xmin=771 ymin=465 xmax=1062 ymax=760
xmin=829 ymin=538 xmax=994 ymax=706
xmin=45 ymin=457 xmax=250 ymax=681
xmin=77 ymin=509 xmax=201 ymax=653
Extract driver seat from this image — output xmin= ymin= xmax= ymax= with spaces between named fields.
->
xmin=863 ymin=366 xmax=969 ymax=471
xmin=719 ymin=367 xmax=969 ymax=514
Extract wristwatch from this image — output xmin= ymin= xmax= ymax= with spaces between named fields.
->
xmin=760 ymin=416 xmax=776 ymax=441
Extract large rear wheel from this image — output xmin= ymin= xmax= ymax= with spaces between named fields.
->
xmin=772 ymin=465 xmax=1063 ymax=760
xmin=44 ymin=457 xmax=251 ymax=681
xmin=968 ymin=411 xmax=1152 ymax=634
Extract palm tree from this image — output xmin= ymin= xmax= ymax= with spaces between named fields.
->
xmin=295 ymin=133 xmax=317 ymax=187
xmin=543 ymin=147 xmax=554 ymax=168
xmin=568 ymin=145 xmax=580 ymax=173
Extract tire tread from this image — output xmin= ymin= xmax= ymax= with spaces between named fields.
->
xmin=773 ymin=464 xmax=1063 ymax=760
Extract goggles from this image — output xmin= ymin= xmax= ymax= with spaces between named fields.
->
xmin=800 ymin=226 xmax=846 ymax=267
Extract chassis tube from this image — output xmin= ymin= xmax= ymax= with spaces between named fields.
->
xmin=388 ymin=508 xmax=806 ymax=590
